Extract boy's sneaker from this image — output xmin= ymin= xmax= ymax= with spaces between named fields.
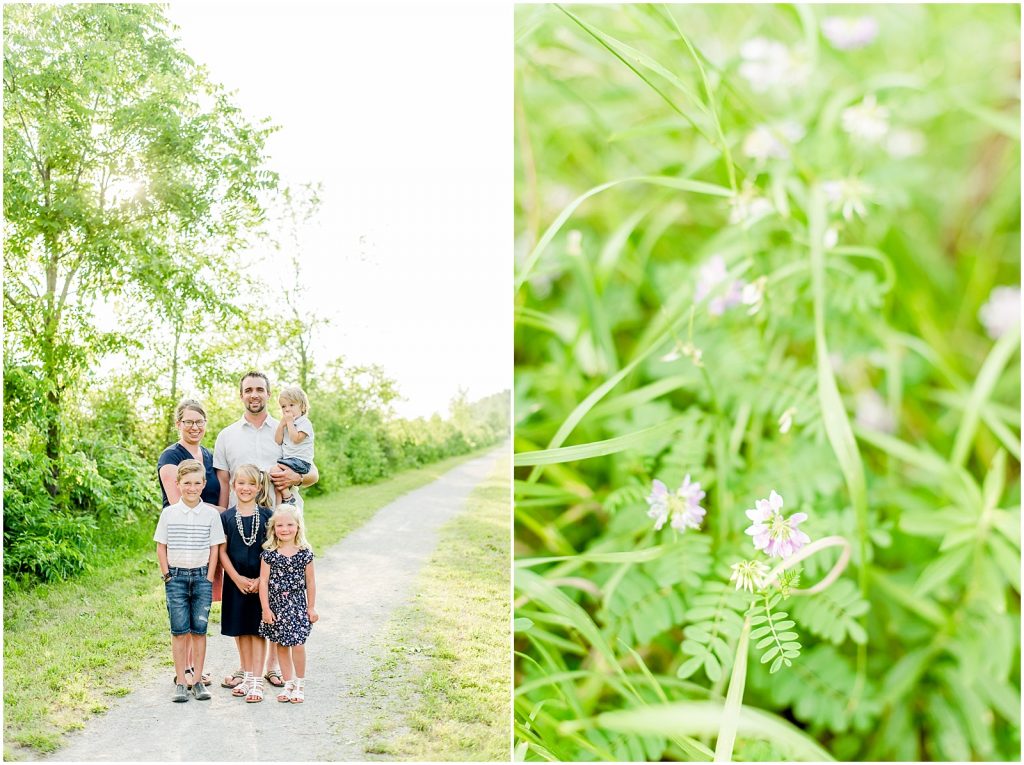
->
xmin=281 ymin=495 xmax=297 ymax=505
xmin=172 ymin=683 xmax=189 ymax=703
xmin=192 ymin=681 xmax=211 ymax=701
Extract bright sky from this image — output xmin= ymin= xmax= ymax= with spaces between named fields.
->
xmin=164 ymin=2 xmax=509 ymax=419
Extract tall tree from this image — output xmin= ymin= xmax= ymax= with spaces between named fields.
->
xmin=3 ymin=4 xmax=275 ymax=497
xmin=267 ymin=183 xmax=330 ymax=392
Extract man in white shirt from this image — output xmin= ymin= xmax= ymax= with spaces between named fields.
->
xmin=213 ymin=370 xmax=319 ymax=690
xmin=214 ymin=371 xmax=319 ymax=509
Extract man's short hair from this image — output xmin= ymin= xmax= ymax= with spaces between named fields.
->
xmin=239 ymin=370 xmax=271 ymax=394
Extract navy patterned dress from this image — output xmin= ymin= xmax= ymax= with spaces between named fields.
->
xmin=259 ymin=548 xmax=314 ymax=646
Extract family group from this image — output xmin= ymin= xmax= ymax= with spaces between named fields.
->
xmin=153 ymin=371 xmax=320 ymax=704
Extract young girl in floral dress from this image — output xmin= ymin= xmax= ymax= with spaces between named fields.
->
xmin=258 ymin=505 xmax=318 ymax=703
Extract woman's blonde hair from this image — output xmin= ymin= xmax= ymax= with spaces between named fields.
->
xmin=233 ymin=463 xmax=273 ymax=508
xmin=278 ymin=385 xmax=309 ymax=415
xmin=262 ymin=505 xmax=312 ymax=552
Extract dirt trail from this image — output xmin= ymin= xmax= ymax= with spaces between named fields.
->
xmin=44 ymin=446 xmax=506 ymax=762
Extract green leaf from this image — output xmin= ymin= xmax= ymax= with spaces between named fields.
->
xmin=913 ymin=545 xmax=973 ymax=597
xmin=703 ymin=652 xmax=722 ymax=682
xmin=676 ymin=655 xmax=704 ymax=680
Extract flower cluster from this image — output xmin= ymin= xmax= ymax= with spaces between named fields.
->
xmin=738 ymin=37 xmax=809 ymax=92
xmin=742 ymin=121 xmax=805 ymax=162
xmin=645 ymin=476 xmax=706 ymax=532
xmin=841 ymin=94 xmax=890 ymax=143
xmin=694 ymin=255 xmax=745 ymax=315
xmin=729 ymin=559 xmax=770 ymax=593
xmin=979 ymin=285 xmax=1020 ymax=340
xmin=822 ymin=16 xmax=879 ymax=51
xmin=744 ymin=490 xmax=810 ymax=559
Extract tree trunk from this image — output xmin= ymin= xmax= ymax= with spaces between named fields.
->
xmin=163 ymin=321 xmax=181 ymax=444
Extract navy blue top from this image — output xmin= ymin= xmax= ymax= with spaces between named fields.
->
xmin=157 ymin=443 xmax=221 ymax=507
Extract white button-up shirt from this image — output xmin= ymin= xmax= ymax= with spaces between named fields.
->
xmin=154 ymin=500 xmax=226 ymax=569
xmin=213 ymin=414 xmax=303 ymax=510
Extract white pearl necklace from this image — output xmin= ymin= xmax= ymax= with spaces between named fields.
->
xmin=235 ymin=509 xmax=261 ymax=547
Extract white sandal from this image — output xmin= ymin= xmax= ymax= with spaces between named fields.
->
xmin=276 ymin=680 xmax=294 ymax=703
xmin=290 ymin=678 xmax=304 ymax=704
xmin=246 ymin=676 xmax=264 ymax=703
xmin=232 ymin=672 xmax=254 ymax=697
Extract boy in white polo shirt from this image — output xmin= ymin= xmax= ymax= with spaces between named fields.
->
xmin=155 ymin=459 xmax=226 ymax=703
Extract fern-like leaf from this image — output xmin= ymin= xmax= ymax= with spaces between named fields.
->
xmin=676 ymin=580 xmax=747 ymax=681
xmin=749 ymin=591 xmax=800 ymax=673
xmin=603 ymin=534 xmax=712 ymax=646
xmin=791 ymin=577 xmax=869 ymax=645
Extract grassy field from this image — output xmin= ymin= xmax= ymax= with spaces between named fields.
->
xmin=2 ymin=450 xmax=485 ymax=759
xmin=363 ymin=453 xmax=511 ymax=761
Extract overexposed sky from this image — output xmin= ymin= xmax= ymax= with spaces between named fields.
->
xmin=165 ymin=2 xmax=509 ymax=419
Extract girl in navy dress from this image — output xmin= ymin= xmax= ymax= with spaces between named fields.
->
xmin=219 ymin=464 xmax=274 ymax=702
xmin=259 ymin=505 xmax=318 ymax=703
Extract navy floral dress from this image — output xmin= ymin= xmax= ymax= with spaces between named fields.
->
xmin=259 ymin=548 xmax=314 ymax=646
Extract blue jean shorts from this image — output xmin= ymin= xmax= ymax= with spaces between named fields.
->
xmin=164 ymin=566 xmax=213 ymax=636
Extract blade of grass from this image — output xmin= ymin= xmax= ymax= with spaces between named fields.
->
xmin=949 ymin=320 xmax=1021 ymax=468
xmin=556 ymin=4 xmax=717 ymax=144
xmin=516 ymin=545 xmax=669 ymax=568
xmin=713 ymin=614 xmax=751 ymax=762
xmin=566 ymin=699 xmax=835 ymax=761
xmin=516 ymin=175 xmax=733 ymax=292
xmin=515 ymin=415 xmax=688 ymax=467
xmin=808 ymin=185 xmax=870 ymax=704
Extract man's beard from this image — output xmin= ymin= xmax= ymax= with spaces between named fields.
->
xmin=247 ymin=400 xmax=266 ymax=413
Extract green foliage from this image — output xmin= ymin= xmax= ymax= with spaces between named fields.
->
xmin=790 ymin=577 xmax=868 ymax=645
xmin=604 ymin=534 xmax=711 ymax=647
xmin=4 ymin=2 xmax=275 ymax=498
xmin=753 ymin=644 xmax=879 ymax=734
xmin=749 ymin=591 xmax=800 ymax=674
xmin=676 ymin=580 xmax=746 ymax=682
xmin=514 ymin=4 xmax=1019 ymax=760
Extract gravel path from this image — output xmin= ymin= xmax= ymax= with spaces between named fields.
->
xmin=45 ymin=447 xmax=506 ymax=762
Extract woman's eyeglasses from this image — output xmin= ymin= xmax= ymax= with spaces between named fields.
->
xmin=180 ymin=419 xmax=206 ymax=428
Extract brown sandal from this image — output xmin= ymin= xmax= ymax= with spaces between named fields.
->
xmin=221 ymin=669 xmax=246 ymax=689
xmin=264 ymin=669 xmax=285 ymax=688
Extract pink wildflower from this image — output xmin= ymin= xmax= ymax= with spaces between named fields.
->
xmin=646 ymin=476 xmax=706 ymax=532
xmin=744 ymin=490 xmax=810 ymax=559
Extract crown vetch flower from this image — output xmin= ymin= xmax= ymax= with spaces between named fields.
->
xmin=822 ymin=16 xmax=879 ymax=51
xmin=841 ymin=94 xmax=889 ymax=143
xmin=739 ymin=37 xmax=809 ymax=92
xmin=730 ymin=559 xmax=771 ymax=593
xmin=744 ymin=490 xmax=810 ymax=559
xmin=695 ymin=255 xmax=745 ymax=316
xmin=979 ymin=286 xmax=1020 ymax=340
xmin=646 ymin=476 xmax=707 ymax=532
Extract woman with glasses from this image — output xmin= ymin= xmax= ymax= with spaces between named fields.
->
xmin=157 ymin=399 xmax=225 ymax=689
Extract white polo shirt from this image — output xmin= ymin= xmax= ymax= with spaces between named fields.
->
xmin=213 ymin=414 xmax=304 ymax=510
xmin=154 ymin=500 xmax=226 ymax=569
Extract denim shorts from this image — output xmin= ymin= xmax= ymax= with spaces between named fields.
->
xmin=277 ymin=456 xmax=311 ymax=475
xmin=164 ymin=566 xmax=213 ymax=636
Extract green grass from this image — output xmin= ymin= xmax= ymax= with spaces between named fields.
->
xmin=2 ymin=449 xmax=486 ymax=760
xmin=362 ymin=453 xmax=511 ymax=761
xmin=514 ymin=4 xmax=1019 ymax=761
